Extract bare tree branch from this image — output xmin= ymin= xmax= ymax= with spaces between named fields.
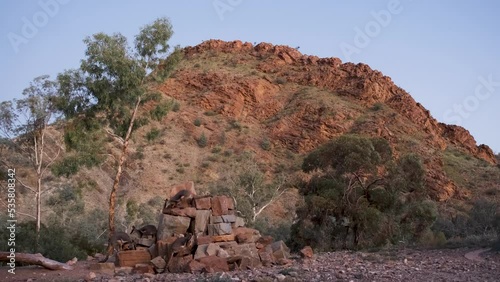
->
xmin=14 ymin=177 xmax=36 ymax=193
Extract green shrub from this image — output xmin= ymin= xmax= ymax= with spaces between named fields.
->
xmin=371 ymin=102 xmax=384 ymax=111
xmin=229 ymin=119 xmax=242 ymax=131
xmin=206 ymin=155 xmax=218 ymax=162
xmin=194 ymin=118 xmax=202 ymax=127
xmin=291 ymin=135 xmax=438 ymax=250
xmin=131 ymin=147 xmax=145 ymax=160
xmin=275 ymin=77 xmax=287 ymax=84
xmin=51 ymin=158 xmax=79 ymax=177
xmin=253 ymin=218 xmax=291 ymax=243
xmin=150 ymin=101 xmax=173 ymax=121
xmin=126 ymin=199 xmax=139 ymax=219
xmin=469 ymin=198 xmax=497 ymax=234
xmin=211 ymin=146 xmax=222 ymax=154
xmin=204 ymin=110 xmax=217 ymax=116
xmin=197 ymin=133 xmax=208 ymax=148
xmin=0 ymin=219 xmax=95 ymax=262
xmin=146 ymin=128 xmax=161 ymax=142
xmin=172 ymin=101 xmax=181 ymax=112
xmin=260 ymin=138 xmax=272 ymax=151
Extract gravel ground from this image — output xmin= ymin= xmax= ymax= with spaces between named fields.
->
xmin=2 ymin=248 xmax=499 ymax=281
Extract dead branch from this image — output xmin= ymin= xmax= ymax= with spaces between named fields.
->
xmin=0 ymin=252 xmax=73 ymax=270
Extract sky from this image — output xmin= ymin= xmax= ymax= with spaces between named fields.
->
xmin=1 ymin=0 xmax=499 ymax=152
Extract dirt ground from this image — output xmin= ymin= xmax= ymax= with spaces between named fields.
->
xmin=1 ymin=248 xmax=499 ymax=282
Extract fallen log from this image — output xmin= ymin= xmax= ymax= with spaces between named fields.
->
xmin=0 ymin=252 xmax=73 ymax=270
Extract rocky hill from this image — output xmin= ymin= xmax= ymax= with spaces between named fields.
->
xmin=153 ymin=39 xmax=496 ymax=202
xmin=3 ymin=39 xmax=499 ymax=233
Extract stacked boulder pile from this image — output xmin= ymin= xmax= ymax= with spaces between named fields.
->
xmin=112 ymin=181 xmax=291 ymax=274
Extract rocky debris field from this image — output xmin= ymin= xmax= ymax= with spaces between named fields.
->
xmin=152 ymin=248 xmax=500 ymax=282
xmin=3 ymin=247 xmax=498 ymax=282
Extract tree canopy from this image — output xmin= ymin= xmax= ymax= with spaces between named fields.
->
xmin=291 ymin=134 xmax=436 ymax=250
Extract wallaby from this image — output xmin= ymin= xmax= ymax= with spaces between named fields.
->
xmin=164 ymin=189 xmax=193 ymax=210
xmin=170 ymin=189 xmax=193 ymax=202
xmin=99 ymin=231 xmax=135 ymax=263
xmin=165 ymin=234 xmax=193 ymax=266
xmin=130 ymin=224 xmax=157 ymax=239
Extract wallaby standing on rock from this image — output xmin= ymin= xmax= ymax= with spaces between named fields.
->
xmin=165 ymin=234 xmax=193 ymax=266
xmin=99 ymin=231 xmax=135 ymax=263
xmin=164 ymin=189 xmax=193 ymax=210
xmin=130 ymin=224 xmax=157 ymax=240
xmin=170 ymin=189 xmax=193 ymax=202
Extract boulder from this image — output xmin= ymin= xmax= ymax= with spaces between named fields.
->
xmin=236 ymin=255 xmax=262 ymax=270
xmin=234 ymin=227 xmax=261 ymax=244
xmin=148 ymin=243 xmax=158 ymax=258
xmin=194 ymin=210 xmax=211 ymax=235
xmin=217 ymin=248 xmax=230 ymax=258
xmin=137 ymin=237 xmax=155 ymax=247
xmin=211 ymin=196 xmax=234 ymax=216
xmin=270 ymin=240 xmax=290 ymax=260
xmin=210 ymin=215 xmax=237 ymax=224
xmin=114 ymin=266 xmax=133 ymax=275
xmin=196 ymin=235 xmax=213 ymax=245
xmin=150 ymin=256 xmax=167 ymax=269
xmin=232 ymin=243 xmax=260 ymax=260
xmin=300 ymin=246 xmax=314 ymax=258
xmin=197 ymin=256 xmax=229 ymax=273
xmin=211 ymin=234 xmax=236 ymax=242
xmin=256 ymin=235 xmax=273 ymax=249
xmin=85 ymin=272 xmax=96 ymax=281
xmin=164 ymin=207 xmax=197 ymax=218
xmin=258 ymin=246 xmax=274 ymax=266
xmin=187 ymin=259 xmax=206 ymax=274
xmin=208 ymin=223 xmax=232 ymax=236
xmin=194 ymin=244 xmax=209 ymax=260
xmin=168 ymin=255 xmax=193 ymax=273
xmin=157 ymin=214 xmax=191 ymax=240
xmin=206 ymin=243 xmax=222 ymax=257
xmin=232 ymin=217 xmax=245 ymax=228
xmin=116 ymin=250 xmax=151 ymax=267
xmin=132 ymin=263 xmax=154 ymax=274
xmin=194 ymin=196 xmax=212 ymax=210
xmin=215 ymin=241 xmax=238 ymax=256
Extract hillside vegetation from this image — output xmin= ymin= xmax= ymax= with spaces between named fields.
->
xmin=1 ymin=38 xmax=499 ymax=260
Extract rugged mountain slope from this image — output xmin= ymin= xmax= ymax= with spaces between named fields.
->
xmin=155 ymin=39 xmax=496 ymax=202
xmin=3 ymin=40 xmax=498 ymax=227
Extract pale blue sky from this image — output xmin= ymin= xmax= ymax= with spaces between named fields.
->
xmin=1 ymin=0 xmax=499 ymax=152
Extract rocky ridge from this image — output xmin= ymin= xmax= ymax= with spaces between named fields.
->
xmin=157 ymin=39 xmax=496 ymax=201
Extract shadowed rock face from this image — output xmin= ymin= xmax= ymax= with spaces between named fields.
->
xmin=158 ymin=39 xmax=496 ymax=201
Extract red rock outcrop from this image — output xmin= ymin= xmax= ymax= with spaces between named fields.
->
xmin=158 ymin=39 xmax=497 ymax=201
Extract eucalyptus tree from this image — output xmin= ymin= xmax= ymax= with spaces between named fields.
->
xmin=0 ymin=75 xmax=61 ymax=250
xmin=56 ymin=17 xmax=181 ymax=255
